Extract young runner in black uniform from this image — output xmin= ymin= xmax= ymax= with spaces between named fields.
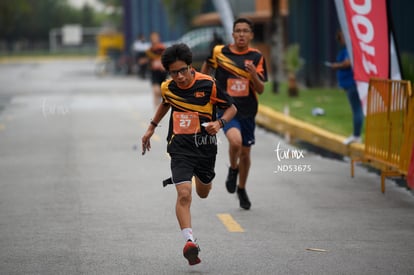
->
xmin=141 ymin=43 xmax=237 ymax=265
xmin=201 ymin=18 xmax=268 ymax=210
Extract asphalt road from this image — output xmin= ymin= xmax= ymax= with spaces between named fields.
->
xmin=1 ymin=59 xmax=414 ymax=275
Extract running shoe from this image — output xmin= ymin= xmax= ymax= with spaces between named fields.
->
xmin=237 ymin=187 xmax=251 ymax=210
xmin=343 ymin=135 xmax=362 ymax=145
xmin=225 ymin=167 xmax=238 ymax=193
xmin=183 ymin=240 xmax=201 ymax=265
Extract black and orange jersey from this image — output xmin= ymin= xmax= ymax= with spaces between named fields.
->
xmin=206 ymin=44 xmax=268 ymax=118
xmin=161 ymin=70 xmax=233 ymax=157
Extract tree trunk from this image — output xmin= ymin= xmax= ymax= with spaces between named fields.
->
xmin=288 ymin=73 xmax=299 ymax=97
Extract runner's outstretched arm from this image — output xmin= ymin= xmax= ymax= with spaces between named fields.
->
xmin=141 ymin=102 xmax=170 ymax=155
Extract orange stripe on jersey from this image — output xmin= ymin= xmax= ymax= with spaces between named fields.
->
xmin=215 ymin=53 xmax=251 ymax=81
xmin=161 ymin=72 xmax=218 ymax=120
xmin=256 ymin=56 xmax=266 ymax=80
xmin=209 ymin=82 xmax=227 ymax=105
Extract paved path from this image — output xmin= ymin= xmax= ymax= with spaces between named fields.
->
xmin=0 ymin=59 xmax=414 ymax=274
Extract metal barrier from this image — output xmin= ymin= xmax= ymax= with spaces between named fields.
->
xmin=351 ymin=78 xmax=414 ymax=192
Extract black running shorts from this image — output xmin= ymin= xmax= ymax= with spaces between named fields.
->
xmin=170 ymin=154 xmax=216 ymax=185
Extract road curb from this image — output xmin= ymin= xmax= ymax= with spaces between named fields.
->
xmin=256 ymin=104 xmax=364 ymax=159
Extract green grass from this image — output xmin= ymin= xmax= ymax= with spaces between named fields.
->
xmin=259 ymin=82 xmax=364 ymax=137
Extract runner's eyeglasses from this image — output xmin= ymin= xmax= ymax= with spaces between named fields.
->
xmin=169 ymin=66 xmax=190 ymax=77
xmin=234 ymin=29 xmax=251 ymax=34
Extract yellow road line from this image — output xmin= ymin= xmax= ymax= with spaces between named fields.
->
xmin=217 ymin=213 xmax=244 ymax=232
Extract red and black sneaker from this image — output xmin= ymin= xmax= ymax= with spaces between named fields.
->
xmin=183 ymin=240 xmax=201 ymax=265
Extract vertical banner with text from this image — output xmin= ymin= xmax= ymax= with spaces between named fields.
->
xmin=334 ymin=0 xmax=402 ymax=114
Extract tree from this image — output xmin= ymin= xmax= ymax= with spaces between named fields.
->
xmin=81 ymin=4 xmax=95 ymax=27
xmin=270 ymin=0 xmax=284 ymax=93
xmin=96 ymin=0 xmax=122 ymax=29
xmin=0 ymin=0 xmax=31 ymax=41
xmin=0 ymin=0 xmax=119 ymax=52
xmin=0 ymin=0 xmax=81 ymax=41
xmin=285 ymin=44 xmax=304 ymax=97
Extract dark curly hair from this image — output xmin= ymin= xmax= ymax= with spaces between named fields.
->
xmin=233 ymin=17 xmax=254 ymax=31
xmin=161 ymin=43 xmax=192 ymax=71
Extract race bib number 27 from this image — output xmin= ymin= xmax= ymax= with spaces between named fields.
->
xmin=173 ymin=111 xmax=200 ymax=134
